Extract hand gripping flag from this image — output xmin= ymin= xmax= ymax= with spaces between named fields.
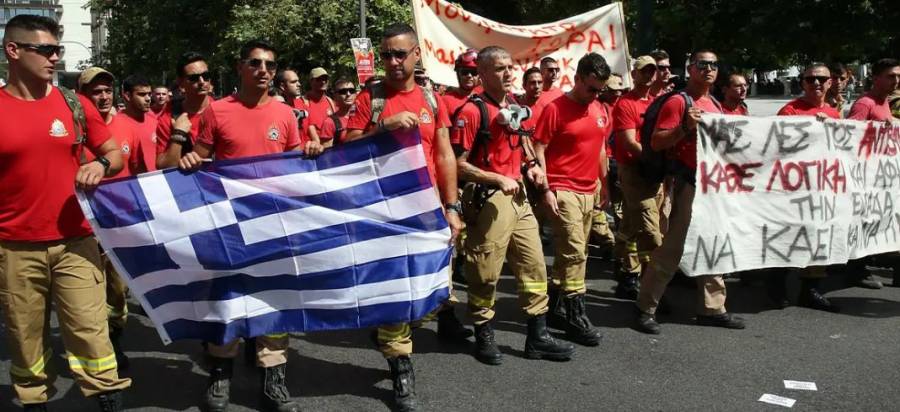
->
xmin=77 ymin=129 xmax=451 ymax=344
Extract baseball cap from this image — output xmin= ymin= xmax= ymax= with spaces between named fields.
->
xmin=455 ymin=48 xmax=478 ymax=70
xmin=633 ymin=55 xmax=657 ymax=70
xmin=309 ymin=67 xmax=328 ymax=79
xmin=606 ymin=74 xmax=626 ymax=91
xmin=78 ymin=67 xmax=115 ymax=90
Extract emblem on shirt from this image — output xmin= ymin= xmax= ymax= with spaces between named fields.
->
xmin=49 ymin=119 xmax=68 ymax=137
xmin=121 ymin=142 xmax=131 ymax=155
xmin=419 ymin=108 xmax=432 ymax=124
xmin=326 ymin=108 xmax=334 ymax=116
xmin=597 ymin=117 xmax=607 ymax=128
xmin=267 ymin=126 xmax=280 ymax=141
xmin=151 ymin=132 xmax=158 ymax=143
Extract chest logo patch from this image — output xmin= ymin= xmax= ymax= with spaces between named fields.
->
xmin=49 ymin=119 xmax=69 ymax=137
xmin=151 ymin=132 xmax=158 ymax=143
xmin=597 ymin=117 xmax=607 ymax=128
xmin=419 ymin=108 xmax=432 ymax=124
xmin=267 ymin=126 xmax=280 ymax=141
xmin=121 ymin=143 xmax=131 ymax=155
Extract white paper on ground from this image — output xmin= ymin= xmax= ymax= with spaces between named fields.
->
xmin=784 ymin=380 xmax=818 ymax=391
xmin=758 ymin=394 xmax=796 ymax=408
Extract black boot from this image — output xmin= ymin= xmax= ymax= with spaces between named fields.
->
xmin=765 ymin=270 xmax=789 ymax=309
xmin=437 ymin=308 xmax=473 ymax=342
xmin=96 ymin=390 xmax=124 ymax=412
xmin=260 ymin=364 xmax=300 ymax=412
xmin=473 ymin=322 xmax=503 ymax=365
xmin=108 ymin=325 xmax=130 ymax=371
xmin=848 ymin=259 xmax=883 ymax=289
xmin=798 ymin=279 xmax=840 ymax=313
xmin=524 ymin=314 xmax=575 ymax=361
xmin=634 ymin=309 xmax=661 ymax=335
xmin=204 ymin=356 xmax=232 ymax=412
xmin=387 ymin=356 xmax=420 ymax=412
xmin=23 ymin=403 xmax=48 ymax=412
xmin=563 ymin=294 xmax=603 ymax=346
xmin=614 ymin=274 xmax=639 ymax=300
xmin=547 ymin=288 xmax=567 ymax=330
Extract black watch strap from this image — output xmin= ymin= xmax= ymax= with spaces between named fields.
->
xmin=445 ymin=201 xmax=463 ymax=215
xmin=95 ymin=155 xmax=111 ymax=173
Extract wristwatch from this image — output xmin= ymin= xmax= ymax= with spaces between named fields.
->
xmin=444 ymin=201 xmax=463 ymax=215
xmin=170 ymin=129 xmax=190 ymax=145
xmin=94 ymin=155 xmax=111 ymax=174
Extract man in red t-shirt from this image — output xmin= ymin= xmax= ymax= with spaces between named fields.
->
xmin=302 ymin=67 xmax=333 ymax=156
xmin=531 ymin=57 xmax=565 ymax=122
xmin=0 ymin=14 xmax=130 ymax=410
xmin=452 ymin=46 xmax=575 ymax=366
xmin=178 ymin=40 xmax=301 ymax=412
xmin=611 ymin=55 xmax=664 ymax=300
xmin=777 ymin=64 xmax=842 ymax=119
xmin=635 ymin=49 xmax=746 ymax=335
xmin=316 ymin=77 xmax=357 ymax=146
xmin=442 ymin=48 xmax=479 ymax=116
xmin=849 ymin=58 xmax=899 ymax=122
xmin=155 ymin=52 xmax=214 ymax=169
xmin=534 ymin=53 xmax=612 ymax=347
xmin=649 ymin=49 xmax=674 ymax=97
xmin=344 ymin=24 xmax=465 ymax=411
xmin=721 ymin=73 xmax=750 ymax=115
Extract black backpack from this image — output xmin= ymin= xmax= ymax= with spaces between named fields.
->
xmin=638 ymin=90 xmax=693 ymax=184
xmin=450 ymin=94 xmax=492 ymax=166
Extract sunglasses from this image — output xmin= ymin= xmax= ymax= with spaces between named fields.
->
xmin=803 ymin=76 xmax=830 ymax=84
xmin=187 ymin=72 xmax=211 ymax=83
xmin=14 ymin=42 xmax=64 ymax=58
xmin=694 ymin=61 xmax=719 ymax=70
xmin=244 ymin=58 xmax=278 ymax=72
xmin=379 ymin=48 xmax=415 ymax=62
xmin=657 ymin=65 xmax=671 ymax=71
xmin=335 ymin=88 xmax=356 ymax=95
xmin=544 ymin=68 xmax=561 ymax=73
xmin=458 ymin=69 xmax=477 ymax=77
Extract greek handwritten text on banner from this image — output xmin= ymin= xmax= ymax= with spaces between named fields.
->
xmin=411 ymin=0 xmax=630 ymax=91
xmin=682 ymin=115 xmax=900 ymax=276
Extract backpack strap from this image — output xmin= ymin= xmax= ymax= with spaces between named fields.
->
xmin=330 ymin=113 xmax=344 ymax=144
xmin=419 ymin=85 xmax=439 ymax=118
xmin=59 ymin=86 xmax=90 ymax=163
xmin=368 ymin=82 xmax=387 ymax=126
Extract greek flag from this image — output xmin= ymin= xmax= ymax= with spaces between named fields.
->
xmin=77 ymin=129 xmax=451 ymax=345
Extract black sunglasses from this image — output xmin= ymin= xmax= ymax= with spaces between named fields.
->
xmin=187 ymin=72 xmax=211 ymax=83
xmin=379 ymin=48 xmax=413 ymax=62
xmin=15 ymin=42 xmax=64 ymax=58
xmin=657 ymin=65 xmax=671 ymax=71
xmin=458 ymin=69 xmax=477 ymax=77
xmin=544 ymin=67 xmax=560 ymax=73
xmin=244 ymin=58 xmax=278 ymax=72
xmin=694 ymin=60 xmax=719 ymax=70
xmin=335 ymin=88 xmax=356 ymax=95
xmin=803 ymin=76 xmax=830 ymax=84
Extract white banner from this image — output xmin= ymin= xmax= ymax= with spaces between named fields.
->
xmin=682 ymin=114 xmax=900 ymax=276
xmin=411 ymin=0 xmax=630 ymax=92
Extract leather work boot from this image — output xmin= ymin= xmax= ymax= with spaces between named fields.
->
xmin=614 ymin=274 xmax=639 ymax=300
xmin=387 ymin=356 xmax=420 ymax=412
xmin=547 ymin=288 xmax=567 ymax=330
xmin=108 ymin=325 xmax=130 ymax=371
xmin=695 ymin=312 xmax=746 ymax=329
xmin=524 ymin=314 xmax=575 ymax=361
xmin=259 ymin=364 xmax=300 ymax=412
xmin=96 ymin=390 xmax=124 ymax=412
xmin=634 ymin=309 xmax=661 ymax=335
xmin=473 ymin=322 xmax=503 ymax=365
xmin=764 ymin=270 xmax=790 ymax=309
xmin=563 ymin=294 xmax=603 ymax=346
xmin=204 ymin=356 xmax=233 ymax=412
xmin=437 ymin=308 xmax=473 ymax=342
xmin=798 ymin=280 xmax=840 ymax=313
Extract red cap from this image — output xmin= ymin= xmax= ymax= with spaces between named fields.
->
xmin=455 ymin=48 xmax=478 ymax=70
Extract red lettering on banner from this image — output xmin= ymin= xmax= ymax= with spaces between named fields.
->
xmin=609 ymin=24 xmax=617 ymax=49
xmin=699 ymin=161 xmax=763 ymax=193
xmin=423 ymin=0 xmax=440 ymax=14
xmin=561 ymin=57 xmax=574 ymax=72
xmin=424 ymin=39 xmax=436 ymax=53
xmin=560 ymin=22 xmax=577 ymax=32
xmin=765 ymin=159 xmax=847 ymax=193
xmin=445 ymin=3 xmax=460 ymax=19
xmin=858 ymin=123 xmax=900 ymax=159
xmin=566 ymin=32 xmax=586 ymax=50
xmin=588 ymin=30 xmax=606 ymax=51
xmin=531 ymin=36 xmax=550 ymax=53
xmin=559 ymin=75 xmax=573 ymax=90
xmin=514 ymin=57 xmax=539 ymax=72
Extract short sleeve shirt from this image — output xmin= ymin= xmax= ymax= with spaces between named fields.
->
xmin=0 ymin=87 xmax=112 ymax=241
xmin=154 ymin=96 xmax=212 ymax=155
xmin=197 ymin=96 xmax=301 ymax=160
xmin=655 ymin=94 xmax=723 ymax=171
xmin=612 ymin=91 xmax=654 ymax=164
xmin=450 ymin=96 xmax=523 ymax=180
xmin=848 ymin=94 xmax=893 ymax=121
xmin=777 ymin=98 xmax=841 ymax=119
xmin=534 ymin=94 xmax=611 ymax=193
xmin=106 ymin=112 xmax=158 ymax=177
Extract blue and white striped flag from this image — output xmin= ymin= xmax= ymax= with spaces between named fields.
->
xmin=77 ymin=129 xmax=451 ymax=345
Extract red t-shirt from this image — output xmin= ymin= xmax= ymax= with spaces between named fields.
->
xmin=105 ymin=112 xmax=158 ymax=177
xmin=534 ymin=94 xmax=611 ymax=193
xmin=450 ymin=97 xmax=523 ymax=180
xmin=777 ymin=98 xmax=840 ymax=119
xmin=442 ymin=89 xmax=473 ymax=119
xmin=197 ymin=96 xmax=301 ymax=160
xmin=721 ymin=102 xmax=749 ymax=116
xmin=305 ymin=94 xmax=336 ymax=134
xmin=612 ymin=90 xmax=654 ymax=165
xmin=848 ymin=94 xmax=893 ymax=121
xmin=154 ymin=96 xmax=212 ymax=155
xmin=531 ymin=88 xmax=564 ymax=129
xmin=348 ymin=86 xmax=450 ymax=186
xmin=655 ymin=94 xmax=723 ymax=171
xmin=0 ymin=87 xmax=111 ymax=241
xmin=317 ymin=106 xmax=355 ymax=144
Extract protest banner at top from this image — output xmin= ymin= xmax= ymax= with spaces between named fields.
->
xmin=411 ymin=0 xmax=630 ymax=92
xmin=681 ymin=114 xmax=900 ymax=276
